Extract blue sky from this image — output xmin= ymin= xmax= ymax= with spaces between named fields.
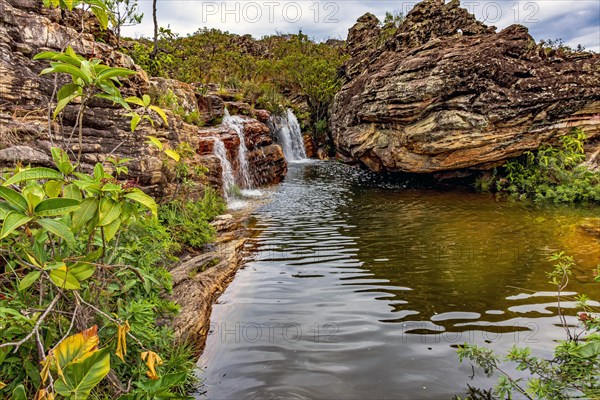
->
xmin=122 ymin=1 xmax=600 ymax=52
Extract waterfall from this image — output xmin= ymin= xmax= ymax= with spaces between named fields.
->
xmin=223 ymin=109 xmax=252 ymax=188
xmin=268 ymin=108 xmax=307 ymax=162
xmin=210 ymin=136 xmax=235 ymax=199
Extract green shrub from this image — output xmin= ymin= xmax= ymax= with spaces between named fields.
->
xmin=486 ymin=129 xmax=600 ymax=203
xmin=159 ymin=188 xmax=226 ymax=249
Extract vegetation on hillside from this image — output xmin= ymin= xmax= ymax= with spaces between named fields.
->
xmin=0 ymin=5 xmax=225 ymax=395
xmin=125 ymin=29 xmax=348 ymax=153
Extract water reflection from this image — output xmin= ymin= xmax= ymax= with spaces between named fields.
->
xmin=198 ymin=161 xmax=599 ymax=400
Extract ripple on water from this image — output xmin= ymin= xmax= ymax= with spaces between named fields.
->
xmin=198 ymin=161 xmax=599 ymax=399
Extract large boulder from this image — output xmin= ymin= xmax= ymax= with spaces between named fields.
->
xmin=331 ymin=0 xmax=600 ymax=174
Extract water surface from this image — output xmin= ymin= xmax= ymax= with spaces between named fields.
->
xmin=198 ymin=161 xmax=599 ymax=399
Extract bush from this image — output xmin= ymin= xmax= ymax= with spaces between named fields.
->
xmin=486 ymin=129 xmax=600 ymax=203
xmin=0 ymin=150 xmax=198 ymax=399
xmin=159 ymin=188 xmax=226 ymax=250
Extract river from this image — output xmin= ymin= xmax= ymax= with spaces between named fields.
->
xmin=197 ymin=160 xmax=599 ymax=399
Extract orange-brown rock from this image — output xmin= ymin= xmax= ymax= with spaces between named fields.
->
xmin=331 ymin=0 xmax=600 ymax=174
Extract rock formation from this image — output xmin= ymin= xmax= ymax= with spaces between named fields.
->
xmin=331 ymin=0 xmax=600 ymax=174
xmin=0 ymin=0 xmax=286 ymax=197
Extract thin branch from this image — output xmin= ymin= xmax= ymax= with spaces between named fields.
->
xmin=0 ymin=294 xmax=61 ymax=352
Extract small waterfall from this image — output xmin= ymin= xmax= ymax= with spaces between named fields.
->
xmin=210 ymin=136 xmax=235 ymax=199
xmin=223 ymin=109 xmax=252 ymax=188
xmin=268 ymin=108 xmax=307 ymax=162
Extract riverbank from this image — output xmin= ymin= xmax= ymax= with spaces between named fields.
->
xmin=170 ymin=197 xmax=268 ymax=356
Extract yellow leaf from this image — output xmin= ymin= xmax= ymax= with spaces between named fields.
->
xmin=52 ymin=326 xmax=99 ymax=370
xmin=115 ymin=321 xmax=130 ymax=362
xmin=141 ymin=351 xmax=163 ymax=380
xmin=40 ymin=354 xmax=55 ymax=384
xmin=0 ymin=381 xmax=6 ymax=389
xmin=36 ymin=388 xmax=55 ymax=400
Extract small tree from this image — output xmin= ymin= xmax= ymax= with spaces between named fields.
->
xmin=106 ymin=0 xmax=144 ymax=47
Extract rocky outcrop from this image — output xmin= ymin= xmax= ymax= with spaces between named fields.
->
xmin=0 ymin=0 xmax=286 ymax=197
xmin=331 ymin=0 xmax=600 ymax=174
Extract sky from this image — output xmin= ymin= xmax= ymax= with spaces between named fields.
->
xmin=122 ymin=0 xmax=600 ymax=52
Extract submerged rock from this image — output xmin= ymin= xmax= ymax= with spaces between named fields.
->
xmin=331 ymin=0 xmax=600 ymax=174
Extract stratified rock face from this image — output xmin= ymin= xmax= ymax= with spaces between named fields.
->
xmin=0 ymin=0 xmax=286 ymax=197
xmin=331 ymin=0 xmax=600 ymax=174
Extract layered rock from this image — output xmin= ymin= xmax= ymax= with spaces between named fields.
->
xmin=331 ymin=0 xmax=600 ymax=174
xmin=0 ymin=0 xmax=286 ymax=197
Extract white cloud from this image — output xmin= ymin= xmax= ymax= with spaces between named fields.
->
xmin=122 ymin=0 xmax=599 ymax=50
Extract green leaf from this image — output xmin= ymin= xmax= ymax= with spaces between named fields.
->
xmin=41 ymin=63 xmax=90 ymax=85
xmin=98 ymin=198 xmax=121 ymax=227
xmin=63 ymin=184 xmax=83 ymax=201
xmin=102 ymin=217 xmax=121 ymax=242
xmin=146 ymin=136 xmax=163 ymax=151
xmin=130 ymin=113 xmax=141 ymax=132
xmin=69 ymin=263 xmax=96 ymax=282
xmin=54 ymin=347 xmax=110 ymax=398
xmin=72 ymin=198 xmax=99 ymax=230
xmin=63 ymin=0 xmax=75 ymax=10
xmin=93 ymin=163 xmax=105 ymax=180
xmin=12 ymin=385 xmax=27 ymax=400
xmin=96 ymin=67 xmax=136 ymax=82
xmin=91 ymin=6 xmax=109 ymax=30
xmin=18 ymin=270 xmax=41 ymax=291
xmin=44 ymin=180 xmax=64 ymax=198
xmin=142 ymin=94 xmax=151 ymax=107
xmin=149 ymin=105 xmax=169 ymax=126
xmin=54 ymin=83 xmax=82 ymax=118
xmin=0 ymin=202 xmax=17 ymax=219
xmin=574 ymin=339 xmax=600 ymax=358
xmin=125 ymin=96 xmax=145 ymax=107
xmin=123 ymin=189 xmax=157 ymax=217
xmin=164 ymin=149 xmax=181 ymax=162
xmin=3 ymin=167 xmax=64 ymax=186
xmin=94 ymin=93 xmax=128 ymax=109
xmin=37 ymin=218 xmax=76 ymax=249
xmin=0 ymin=186 xmax=28 ymax=212
xmin=0 ymin=211 xmax=32 ymax=239
xmin=34 ymin=198 xmax=81 ymax=216
xmin=49 ymin=266 xmax=81 ymax=290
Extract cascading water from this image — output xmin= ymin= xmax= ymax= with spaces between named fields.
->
xmin=210 ymin=136 xmax=235 ymax=200
xmin=223 ymin=109 xmax=252 ymax=188
xmin=268 ymin=108 xmax=307 ymax=161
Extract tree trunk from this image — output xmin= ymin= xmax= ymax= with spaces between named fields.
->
xmin=151 ymin=0 xmax=158 ymax=57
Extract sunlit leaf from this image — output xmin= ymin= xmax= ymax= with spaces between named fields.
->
xmin=18 ymin=270 xmax=41 ymax=291
xmin=0 ymin=186 xmax=28 ymax=212
xmin=49 ymin=266 xmax=81 ymax=290
xmin=54 ymin=347 xmax=110 ymax=398
xmin=164 ymin=149 xmax=181 ymax=162
xmin=35 ymin=198 xmax=80 ymax=217
xmin=3 ymin=168 xmax=64 ymax=187
xmin=123 ymin=188 xmax=157 ymax=217
xmin=0 ymin=211 xmax=32 ymax=239
xmin=149 ymin=105 xmax=168 ymax=126
xmin=141 ymin=350 xmax=163 ymax=380
xmin=146 ymin=136 xmax=163 ymax=151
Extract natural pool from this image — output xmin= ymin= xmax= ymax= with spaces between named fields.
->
xmin=198 ymin=161 xmax=599 ymax=399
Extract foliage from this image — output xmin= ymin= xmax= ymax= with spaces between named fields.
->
xmin=486 ymin=129 xmax=600 ymax=203
xmin=456 ymin=254 xmax=600 ymax=400
xmin=539 ymin=38 xmax=588 ymax=54
xmin=159 ymin=188 xmax=226 ymax=250
xmin=42 ymin=0 xmax=111 ymax=30
xmin=0 ymin=149 xmax=199 ymax=398
xmin=124 ymin=29 xmax=348 ymax=147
